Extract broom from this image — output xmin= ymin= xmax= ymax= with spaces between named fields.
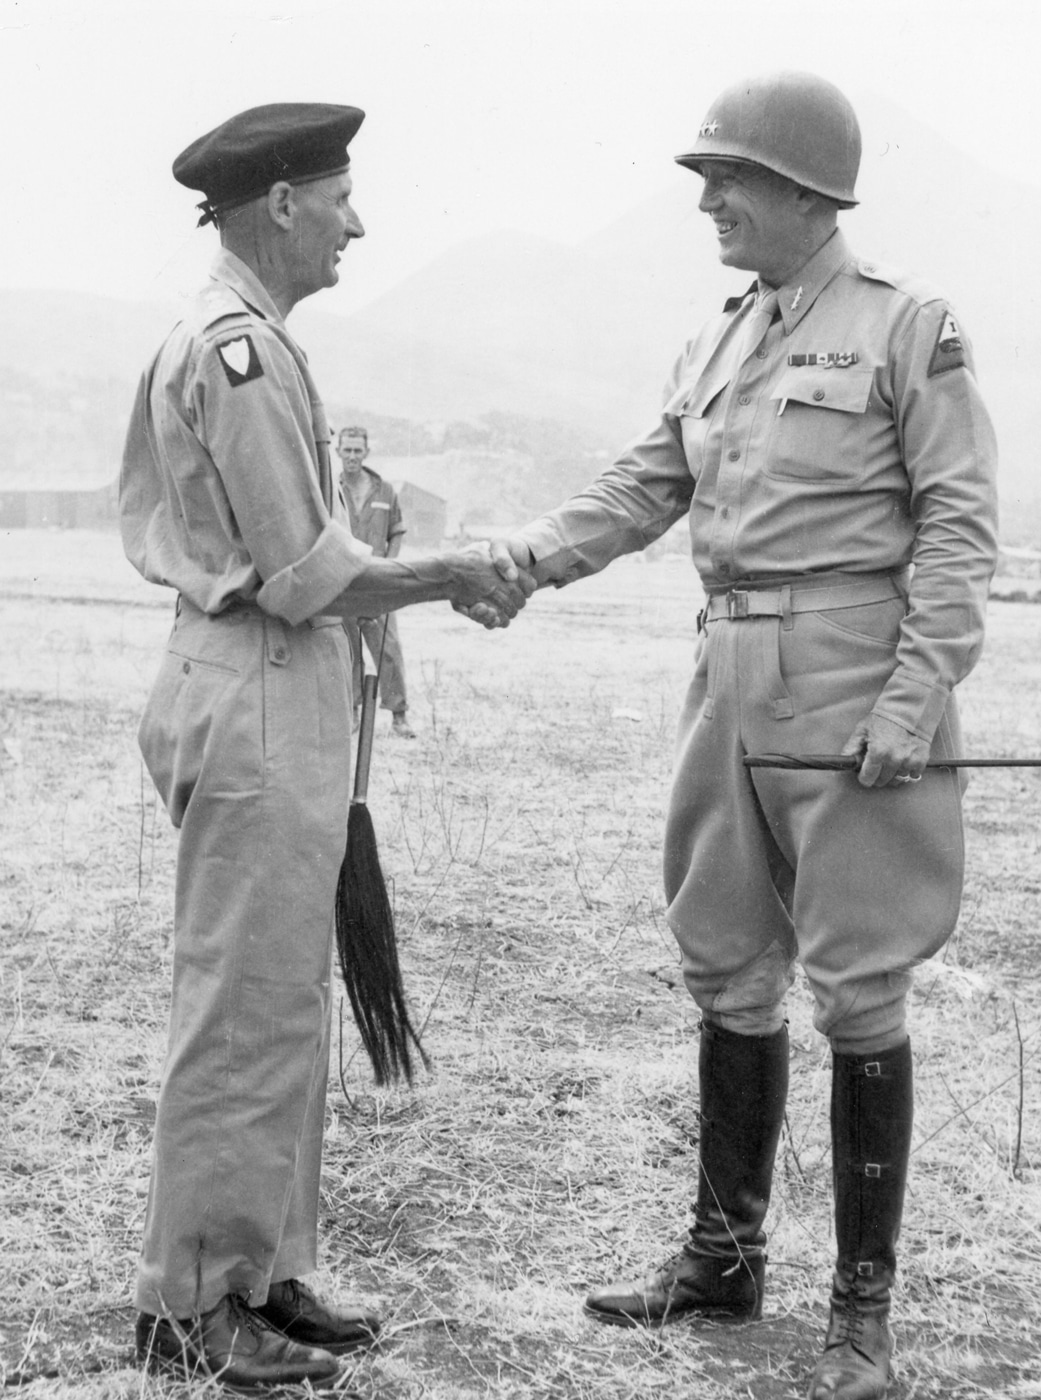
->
xmin=335 ymin=668 xmax=430 ymax=1086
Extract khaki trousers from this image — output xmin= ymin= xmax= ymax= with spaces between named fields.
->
xmin=135 ymin=600 xmax=352 ymax=1316
xmin=663 ymin=590 xmax=965 ymax=1045
xmin=345 ymin=613 xmax=408 ymax=714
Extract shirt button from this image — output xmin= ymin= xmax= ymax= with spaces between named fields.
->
xmin=813 ymin=389 xmax=825 ymax=402
xmin=719 ymin=563 xmax=731 ymax=576
xmin=755 ymin=347 xmax=768 ymax=359
xmin=738 ymin=394 xmax=751 ymax=406
xmin=721 ymin=507 xmax=730 ymax=519
xmin=182 ymin=662 xmax=191 ymax=674
xmin=727 ymin=449 xmax=740 ymax=461
xmin=274 ymin=647 xmax=287 ymax=661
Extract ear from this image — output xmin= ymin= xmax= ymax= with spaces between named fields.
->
xmin=267 ymin=181 xmax=295 ymax=229
xmin=795 ymin=186 xmax=837 ymax=219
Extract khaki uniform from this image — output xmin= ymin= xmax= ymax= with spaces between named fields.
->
xmin=521 ymin=230 xmax=998 ymax=1045
xmin=121 ymin=250 xmax=369 ymax=1315
xmin=341 ymin=468 xmax=408 ymax=714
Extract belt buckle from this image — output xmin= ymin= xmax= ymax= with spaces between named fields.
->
xmin=727 ymin=589 xmax=750 ymax=620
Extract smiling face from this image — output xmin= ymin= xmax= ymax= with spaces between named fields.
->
xmin=287 ymin=170 xmax=365 ymax=299
xmin=337 ymin=431 xmax=368 ymax=477
xmin=697 ymin=160 xmax=816 ymax=287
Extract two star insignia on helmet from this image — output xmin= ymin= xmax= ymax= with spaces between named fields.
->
xmin=927 ymin=310 xmax=966 ymax=377
xmin=699 ymin=119 xmax=719 ymax=137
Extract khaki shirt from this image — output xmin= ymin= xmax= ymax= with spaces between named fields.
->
xmin=522 ymin=230 xmax=999 ymax=741
xmin=120 ymin=249 xmax=371 ymax=626
xmin=341 ymin=468 xmax=405 ymax=557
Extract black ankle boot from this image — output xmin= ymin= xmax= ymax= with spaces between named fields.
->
xmin=808 ymin=1039 xmax=913 ymax=1400
xmin=585 ymin=1021 xmax=789 ymax=1327
xmin=136 ymin=1292 xmax=342 ymax=1391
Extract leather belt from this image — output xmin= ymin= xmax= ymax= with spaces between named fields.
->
xmin=702 ymin=571 xmax=907 ymax=625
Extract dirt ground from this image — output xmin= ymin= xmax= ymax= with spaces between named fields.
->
xmin=1 ymin=531 xmax=1039 ymax=1399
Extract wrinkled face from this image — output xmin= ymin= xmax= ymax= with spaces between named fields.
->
xmin=288 ymin=170 xmax=365 ymax=297
xmin=337 ymin=433 xmax=368 ymax=475
xmin=697 ymin=160 xmax=808 ymax=286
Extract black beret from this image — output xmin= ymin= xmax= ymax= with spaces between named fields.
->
xmin=173 ymin=102 xmax=365 ymax=225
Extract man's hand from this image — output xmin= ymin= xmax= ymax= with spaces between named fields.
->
xmin=490 ymin=537 xmax=535 ymax=579
xmin=453 ymin=538 xmax=536 ymax=628
xmin=841 ymin=712 xmax=931 ymax=789
xmin=447 ymin=543 xmax=535 ymax=628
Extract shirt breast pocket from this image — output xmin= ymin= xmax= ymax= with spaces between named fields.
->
xmin=765 ymin=366 xmax=875 ymax=481
xmin=667 ymin=365 xmax=732 ymax=481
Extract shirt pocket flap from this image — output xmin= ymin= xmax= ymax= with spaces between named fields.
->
xmin=770 ymin=365 xmax=874 ymax=414
xmin=666 ymin=363 xmax=733 ymax=419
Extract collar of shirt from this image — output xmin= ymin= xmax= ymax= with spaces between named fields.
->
xmin=758 ymin=228 xmax=852 ymax=336
xmin=209 ymin=247 xmax=285 ymax=327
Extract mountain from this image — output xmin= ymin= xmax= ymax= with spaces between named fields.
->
xmin=1 ymin=92 xmax=1039 ymax=536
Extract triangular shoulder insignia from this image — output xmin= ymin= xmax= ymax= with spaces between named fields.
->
xmin=927 ymin=308 xmax=967 ymax=377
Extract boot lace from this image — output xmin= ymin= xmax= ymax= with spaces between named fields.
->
xmin=228 ymin=1292 xmax=278 ymax=1339
xmin=830 ymin=1291 xmax=866 ymax=1346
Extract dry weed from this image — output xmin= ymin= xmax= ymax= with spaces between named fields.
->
xmin=0 ymin=534 xmax=1038 ymax=1397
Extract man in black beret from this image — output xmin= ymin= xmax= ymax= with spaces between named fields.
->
xmin=122 ymin=103 xmax=533 ymax=1391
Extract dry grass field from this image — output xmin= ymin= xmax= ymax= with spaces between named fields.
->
xmin=1 ymin=530 xmax=1039 ymax=1400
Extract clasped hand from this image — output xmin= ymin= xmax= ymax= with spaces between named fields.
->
xmin=449 ymin=540 xmax=535 ymax=629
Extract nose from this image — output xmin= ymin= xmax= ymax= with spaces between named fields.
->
xmin=345 ymin=203 xmax=365 ymax=239
xmin=698 ymin=173 xmax=724 ymax=213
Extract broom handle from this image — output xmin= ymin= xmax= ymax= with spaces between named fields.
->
xmin=353 ymin=674 xmax=379 ymax=802
xmin=744 ymin=753 xmax=1041 ymax=771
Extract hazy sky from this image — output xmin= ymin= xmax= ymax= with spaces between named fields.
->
xmin=4 ymin=0 xmax=1037 ymax=313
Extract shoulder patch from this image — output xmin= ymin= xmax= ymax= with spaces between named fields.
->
xmin=216 ymin=335 xmax=264 ymax=387
xmin=927 ymin=309 xmax=966 ymax=377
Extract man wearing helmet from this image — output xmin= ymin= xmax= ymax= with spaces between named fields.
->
xmin=484 ymin=72 xmax=997 ymax=1400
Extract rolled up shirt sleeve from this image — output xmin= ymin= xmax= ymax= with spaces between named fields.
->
xmin=258 ymin=518 xmax=372 ymax=625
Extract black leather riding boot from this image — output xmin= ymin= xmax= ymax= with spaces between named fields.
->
xmin=691 ymin=1019 xmax=790 ymax=1263
xmin=808 ymin=1038 xmax=913 ymax=1400
xmin=585 ymin=1020 xmax=789 ymax=1326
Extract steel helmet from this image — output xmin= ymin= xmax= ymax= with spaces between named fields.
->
xmin=675 ymin=72 xmax=860 ymax=207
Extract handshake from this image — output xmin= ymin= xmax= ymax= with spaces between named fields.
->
xmin=447 ymin=538 xmax=537 ymax=630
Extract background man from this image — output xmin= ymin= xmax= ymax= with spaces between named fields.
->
xmin=336 ymin=425 xmax=415 ymax=737
xmin=120 ymin=102 xmax=532 ymax=1391
xmin=488 ymin=72 xmax=997 ymax=1400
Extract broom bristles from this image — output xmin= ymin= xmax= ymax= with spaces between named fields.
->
xmin=335 ymin=801 xmax=430 ymax=1086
